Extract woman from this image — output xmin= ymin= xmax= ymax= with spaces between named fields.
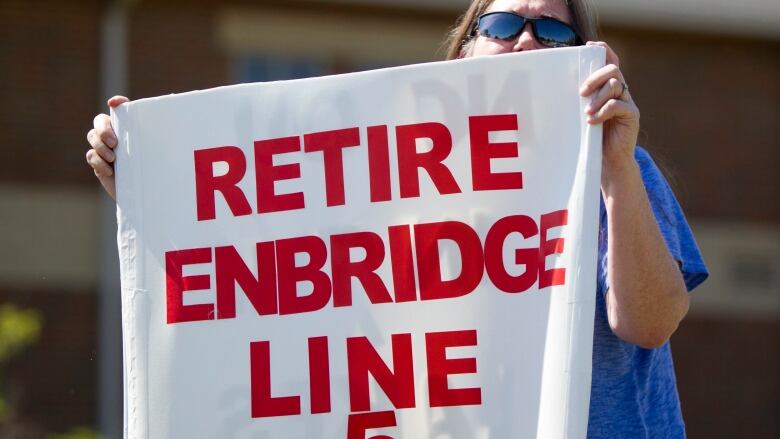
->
xmin=86 ymin=0 xmax=708 ymax=436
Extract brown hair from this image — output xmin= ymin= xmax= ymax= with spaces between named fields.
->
xmin=443 ymin=0 xmax=600 ymax=60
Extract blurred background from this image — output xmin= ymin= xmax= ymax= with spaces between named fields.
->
xmin=0 ymin=0 xmax=777 ymax=437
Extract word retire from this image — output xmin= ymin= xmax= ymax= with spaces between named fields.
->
xmin=194 ymin=114 xmax=523 ymax=220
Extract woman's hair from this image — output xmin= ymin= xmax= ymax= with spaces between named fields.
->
xmin=443 ymin=0 xmax=600 ymax=60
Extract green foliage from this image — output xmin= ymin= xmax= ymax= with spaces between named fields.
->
xmin=0 ymin=304 xmax=42 ymax=363
xmin=0 ymin=307 xmax=100 ymax=439
xmin=0 ymin=304 xmax=43 ymax=424
xmin=50 ymin=426 xmax=103 ymax=439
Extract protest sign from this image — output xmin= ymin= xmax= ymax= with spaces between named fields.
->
xmin=113 ymin=46 xmax=605 ymax=438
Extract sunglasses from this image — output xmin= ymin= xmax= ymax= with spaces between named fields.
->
xmin=474 ymin=11 xmax=583 ymax=48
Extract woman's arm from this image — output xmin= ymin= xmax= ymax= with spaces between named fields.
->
xmin=602 ymin=158 xmax=690 ymax=348
xmin=580 ymin=42 xmax=689 ymax=349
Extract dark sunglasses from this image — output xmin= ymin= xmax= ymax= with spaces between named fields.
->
xmin=474 ymin=11 xmax=583 ymax=48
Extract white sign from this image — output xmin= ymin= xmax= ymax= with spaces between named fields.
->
xmin=113 ymin=46 xmax=605 ymax=439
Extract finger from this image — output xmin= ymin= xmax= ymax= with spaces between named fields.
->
xmin=93 ymin=113 xmax=118 ymax=149
xmin=585 ymin=77 xmax=625 ymax=116
xmin=87 ymin=149 xmax=118 ymax=199
xmin=107 ymin=95 xmax=129 ymax=108
xmin=587 ymin=99 xmax=638 ymax=125
xmin=580 ymin=64 xmax=624 ymax=97
xmin=86 ymin=149 xmax=114 ymax=177
xmin=94 ymin=169 xmax=117 ymax=201
xmin=87 ymin=128 xmax=116 ymax=163
xmin=585 ymin=41 xmax=620 ymax=67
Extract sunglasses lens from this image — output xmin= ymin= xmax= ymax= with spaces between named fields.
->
xmin=534 ymin=19 xmax=579 ymax=47
xmin=478 ymin=13 xmax=525 ymax=40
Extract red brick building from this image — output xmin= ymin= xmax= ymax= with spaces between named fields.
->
xmin=0 ymin=0 xmax=777 ymax=437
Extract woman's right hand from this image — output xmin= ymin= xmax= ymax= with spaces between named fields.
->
xmin=86 ymin=95 xmax=129 ymax=200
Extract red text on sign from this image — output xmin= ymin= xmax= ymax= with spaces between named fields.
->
xmin=165 ymin=211 xmax=568 ymax=324
xmin=250 ymin=329 xmax=480 ymax=418
xmin=193 ymin=114 xmax=523 ymax=220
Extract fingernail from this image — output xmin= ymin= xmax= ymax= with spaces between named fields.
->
xmin=107 ymin=136 xmax=117 ymax=148
xmin=106 ymin=150 xmax=115 ymax=162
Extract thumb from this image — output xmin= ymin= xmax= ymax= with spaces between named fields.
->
xmin=107 ymin=95 xmax=130 ymax=108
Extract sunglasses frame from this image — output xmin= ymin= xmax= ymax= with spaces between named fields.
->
xmin=473 ymin=11 xmax=584 ymax=48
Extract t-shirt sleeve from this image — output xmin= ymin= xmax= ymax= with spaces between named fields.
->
xmin=635 ymin=147 xmax=709 ymax=292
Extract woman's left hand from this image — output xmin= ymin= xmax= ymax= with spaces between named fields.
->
xmin=579 ymin=41 xmax=640 ymax=183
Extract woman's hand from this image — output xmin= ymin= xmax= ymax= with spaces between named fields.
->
xmin=86 ymin=95 xmax=129 ymax=200
xmin=579 ymin=41 xmax=640 ymax=188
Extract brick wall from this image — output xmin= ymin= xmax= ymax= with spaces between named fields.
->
xmin=602 ymin=26 xmax=780 ymax=223
xmin=0 ymin=0 xmax=102 ymax=436
xmin=0 ymin=0 xmax=101 ymax=187
xmin=673 ymin=317 xmax=780 ymax=438
xmin=128 ymin=2 xmax=228 ymax=98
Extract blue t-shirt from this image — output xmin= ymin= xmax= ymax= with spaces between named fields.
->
xmin=587 ymin=147 xmax=709 ymax=438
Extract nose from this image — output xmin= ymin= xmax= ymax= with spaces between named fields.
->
xmin=513 ymin=22 xmax=539 ymax=51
